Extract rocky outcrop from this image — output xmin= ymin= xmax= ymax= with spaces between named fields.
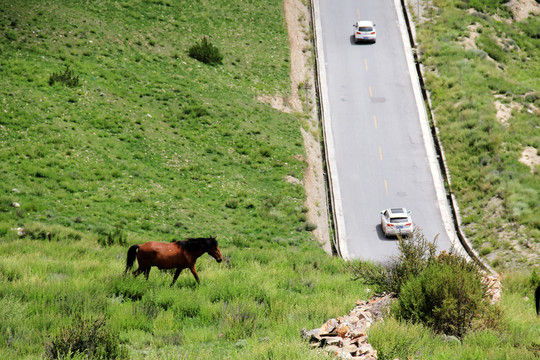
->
xmin=302 ymin=294 xmax=393 ymax=359
xmin=302 ymin=273 xmax=501 ymax=359
xmin=482 ymin=273 xmax=502 ymax=305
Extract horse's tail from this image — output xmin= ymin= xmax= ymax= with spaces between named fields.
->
xmin=124 ymin=244 xmax=139 ymax=275
xmin=534 ymin=285 xmax=540 ymax=315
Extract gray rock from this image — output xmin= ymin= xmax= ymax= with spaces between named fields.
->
xmin=323 ymin=336 xmax=342 ymax=346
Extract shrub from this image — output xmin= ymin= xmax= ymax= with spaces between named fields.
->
xmin=476 ymin=34 xmax=506 ymax=62
xmin=346 ymin=260 xmax=388 ymax=291
xmin=48 ymin=66 xmax=80 ymax=87
xmin=304 ymin=221 xmax=317 ymax=232
xmin=5 ymin=30 xmax=17 ymax=41
xmin=386 ymin=228 xmax=438 ymax=295
xmin=188 ymin=37 xmax=223 ymax=65
xmin=393 ymin=253 xmax=486 ymax=338
xmin=346 ymin=229 xmax=439 ymax=295
xmin=225 ymin=198 xmax=239 ymax=209
xmin=465 ymin=0 xmax=509 ymax=13
xmin=98 ymin=224 xmax=127 ymax=247
xmin=529 ymin=268 xmax=540 ymax=288
xmin=0 ymin=196 xmax=13 ymax=212
xmin=44 ymin=316 xmax=128 ymax=360
xmin=24 ymin=222 xmax=83 ymax=241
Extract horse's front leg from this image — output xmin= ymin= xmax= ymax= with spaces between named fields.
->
xmin=189 ymin=266 xmax=200 ymax=285
xmin=171 ymin=267 xmax=183 ymax=287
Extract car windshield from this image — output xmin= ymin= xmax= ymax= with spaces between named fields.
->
xmin=390 ymin=217 xmax=409 ymax=223
xmin=358 ymin=26 xmax=373 ymax=32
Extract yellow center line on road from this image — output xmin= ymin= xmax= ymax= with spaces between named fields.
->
xmin=373 ymin=115 xmax=378 ymax=129
xmin=379 ymin=146 xmax=383 ymax=161
xmin=384 ymin=180 xmax=389 ymax=194
xmin=357 ymin=9 xmax=361 ymax=19
xmin=369 ymin=87 xmax=373 ymax=98
xmin=364 ymin=59 xmax=368 ymax=71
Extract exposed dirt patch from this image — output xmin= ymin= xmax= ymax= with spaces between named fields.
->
xmin=519 ymin=146 xmax=540 ymax=173
xmin=257 ymin=94 xmax=295 ymax=113
xmin=493 ymin=94 xmax=522 ymax=127
xmin=506 ymin=0 xmax=540 ymax=21
xmin=462 ymin=23 xmax=481 ymax=50
xmin=260 ymin=0 xmax=331 ymax=254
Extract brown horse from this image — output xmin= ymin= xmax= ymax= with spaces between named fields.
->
xmin=124 ymin=236 xmax=222 ymax=286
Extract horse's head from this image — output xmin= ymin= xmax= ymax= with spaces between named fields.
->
xmin=207 ymin=236 xmax=223 ymax=263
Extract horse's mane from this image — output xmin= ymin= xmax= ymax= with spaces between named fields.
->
xmin=174 ymin=236 xmax=217 ymax=251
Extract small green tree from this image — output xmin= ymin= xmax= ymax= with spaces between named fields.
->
xmin=188 ymin=37 xmax=223 ymax=65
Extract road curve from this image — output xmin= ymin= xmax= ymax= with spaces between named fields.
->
xmin=312 ymin=0 xmax=460 ymax=262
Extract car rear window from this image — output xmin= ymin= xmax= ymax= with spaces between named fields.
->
xmin=358 ymin=27 xmax=373 ymax=32
xmin=390 ymin=217 xmax=409 ymax=223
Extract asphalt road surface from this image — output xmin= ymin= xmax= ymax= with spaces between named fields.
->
xmin=316 ymin=0 xmax=457 ymax=262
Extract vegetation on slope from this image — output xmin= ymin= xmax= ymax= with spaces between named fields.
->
xmin=354 ymin=232 xmax=540 ymax=360
xmin=0 ymin=0 xmax=368 ymax=358
xmin=1 ymin=0 xmax=539 ymax=359
xmin=413 ymin=0 xmax=540 ymax=269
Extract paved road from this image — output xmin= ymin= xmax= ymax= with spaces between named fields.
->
xmin=316 ymin=0 xmax=457 ymax=262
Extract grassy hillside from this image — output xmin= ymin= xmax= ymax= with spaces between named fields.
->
xmin=1 ymin=0 xmax=539 ymax=359
xmin=411 ymin=0 xmax=540 ymax=269
xmin=0 ymin=0 xmax=369 ymax=359
xmin=0 ymin=0 xmax=307 ymax=241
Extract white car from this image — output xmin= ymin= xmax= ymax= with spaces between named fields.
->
xmin=353 ymin=20 xmax=376 ymax=43
xmin=380 ymin=208 xmax=413 ymax=237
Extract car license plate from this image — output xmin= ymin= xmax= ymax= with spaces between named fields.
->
xmin=397 ymin=226 xmax=403 ymax=229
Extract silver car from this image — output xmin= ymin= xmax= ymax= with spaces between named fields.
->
xmin=353 ymin=20 xmax=376 ymax=43
xmin=380 ymin=208 xmax=413 ymax=237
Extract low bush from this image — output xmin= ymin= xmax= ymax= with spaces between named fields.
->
xmin=44 ymin=316 xmax=128 ymax=360
xmin=188 ymin=37 xmax=223 ymax=65
xmin=476 ymin=34 xmax=506 ymax=62
xmin=97 ymin=224 xmax=127 ymax=247
xmin=346 ymin=260 xmax=388 ymax=291
xmin=48 ymin=66 xmax=80 ymax=87
xmin=24 ymin=222 xmax=83 ymax=242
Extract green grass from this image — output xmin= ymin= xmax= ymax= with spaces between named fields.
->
xmin=0 ymin=0 xmax=304 ymax=242
xmin=369 ymin=270 xmax=540 ymax=360
xmin=1 ymin=0 xmax=539 ymax=358
xmin=0 ymin=236 xmax=365 ymax=359
xmin=0 ymin=0 xmax=358 ymax=358
xmin=416 ymin=0 xmax=540 ymax=269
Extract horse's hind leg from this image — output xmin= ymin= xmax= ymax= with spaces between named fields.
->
xmin=144 ymin=268 xmax=151 ymax=280
xmin=133 ymin=266 xmax=150 ymax=279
